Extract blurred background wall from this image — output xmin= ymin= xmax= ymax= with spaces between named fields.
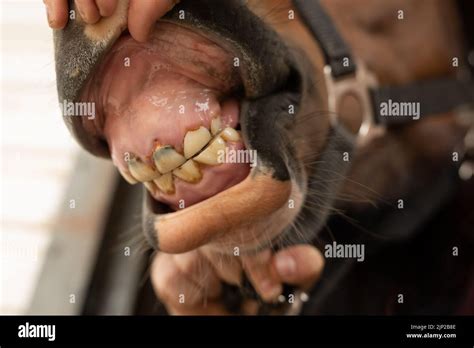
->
xmin=1 ymin=0 xmax=81 ymax=314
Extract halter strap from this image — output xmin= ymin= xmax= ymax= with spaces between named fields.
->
xmin=293 ymin=0 xmax=474 ymax=130
xmin=292 ymin=0 xmax=356 ymax=78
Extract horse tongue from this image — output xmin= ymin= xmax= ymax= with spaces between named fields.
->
xmin=104 ymin=69 xmax=222 ymax=161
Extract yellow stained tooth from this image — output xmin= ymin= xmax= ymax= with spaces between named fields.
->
xmin=221 ymin=127 xmax=240 ymax=142
xmin=154 ymin=173 xmax=175 ymax=194
xmin=118 ymin=167 xmax=138 ymax=185
xmin=211 ymin=118 xmax=222 ymax=136
xmin=173 ymin=159 xmax=202 ymax=183
xmin=153 ymin=146 xmax=186 ymax=174
xmin=183 ymin=126 xmax=212 ymax=159
xmin=127 ymin=156 xmax=160 ymax=182
xmin=193 ymin=136 xmax=226 ymax=166
xmin=143 ymin=181 xmax=158 ymax=194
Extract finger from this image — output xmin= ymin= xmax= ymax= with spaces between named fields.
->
xmin=44 ymin=0 xmax=69 ymax=29
xmin=75 ymin=0 xmax=101 ymax=24
xmin=272 ymin=245 xmax=324 ymax=289
xmin=172 ymin=251 xmax=222 ymax=300
xmin=128 ymin=0 xmax=178 ymax=42
xmin=242 ymin=249 xmax=282 ymax=302
xmin=95 ymin=0 xmax=118 ymax=17
xmin=152 ymin=253 xmax=215 ymax=310
xmin=200 ymin=247 xmax=243 ymax=286
xmin=151 ymin=253 xmax=229 ymax=315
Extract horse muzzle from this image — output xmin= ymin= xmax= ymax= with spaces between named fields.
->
xmin=54 ymin=0 xmax=327 ymax=254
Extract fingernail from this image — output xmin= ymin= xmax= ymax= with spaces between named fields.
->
xmin=260 ymin=279 xmax=282 ymax=299
xmin=275 ymin=254 xmax=296 ymax=277
xmin=45 ymin=3 xmax=54 ymax=26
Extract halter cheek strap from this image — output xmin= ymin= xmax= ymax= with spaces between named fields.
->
xmin=293 ymin=0 xmax=474 ymax=174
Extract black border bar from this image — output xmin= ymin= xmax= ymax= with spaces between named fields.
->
xmin=0 ymin=316 xmax=473 ymax=345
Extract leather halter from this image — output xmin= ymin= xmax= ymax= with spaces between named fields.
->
xmin=293 ymin=0 xmax=474 ymax=178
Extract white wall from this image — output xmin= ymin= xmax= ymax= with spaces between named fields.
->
xmin=1 ymin=0 xmax=81 ymax=314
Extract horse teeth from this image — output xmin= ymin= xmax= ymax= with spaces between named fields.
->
xmin=154 ymin=173 xmax=175 ymax=194
xmin=193 ymin=136 xmax=226 ymax=165
xmin=173 ymin=159 xmax=202 ymax=183
xmin=153 ymin=146 xmax=186 ymax=174
xmin=118 ymin=167 xmax=138 ymax=185
xmin=143 ymin=181 xmax=158 ymax=194
xmin=210 ymin=117 xmax=222 ymax=136
xmin=127 ymin=155 xmax=160 ymax=182
xmin=221 ymin=127 xmax=240 ymax=142
xmin=183 ymin=126 xmax=212 ymax=159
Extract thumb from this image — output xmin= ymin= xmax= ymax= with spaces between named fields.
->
xmin=128 ymin=0 xmax=178 ymax=42
xmin=272 ymin=245 xmax=325 ymax=290
xmin=44 ymin=0 xmax=69 ymax=29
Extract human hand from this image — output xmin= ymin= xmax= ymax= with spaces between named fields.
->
xmin=44 ymin=0 xmax=178 ymax=42
xmin=151 ymin=245 xmax=324 ymax=315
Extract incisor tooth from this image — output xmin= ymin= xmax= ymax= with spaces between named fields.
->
xmin=153 ymin=146 xmax=186 ymax=174
xmin=154 ymin=173 xmax=175 ymax=194
xmin=210 ymin=118 xmax=222 ymax=136
xmin=127 ymin=156 xmax=160 ymax=182
xmin=193 ymin=136 xmax=226 ymax=165
xmin=143 ymin=181 xmax=158 ymax=194
xmin=183 ymin=126 xmax=212 ymax=159
xmin=173 ymin=159 xmax=202 ymax=183
xmin=118 ymin=167 xmax=138 ymax=185
xmin=221 ymin=127 xmax=240 ymax=142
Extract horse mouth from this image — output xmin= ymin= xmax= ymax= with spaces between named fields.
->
xmin=80 ymin=22 xmax=254 ymax=209
xmin=59 ymin=0 xmax=306 ymax=253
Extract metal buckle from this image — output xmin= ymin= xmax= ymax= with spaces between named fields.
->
xmin=323 ymin=60 xmax=379 ymax=139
